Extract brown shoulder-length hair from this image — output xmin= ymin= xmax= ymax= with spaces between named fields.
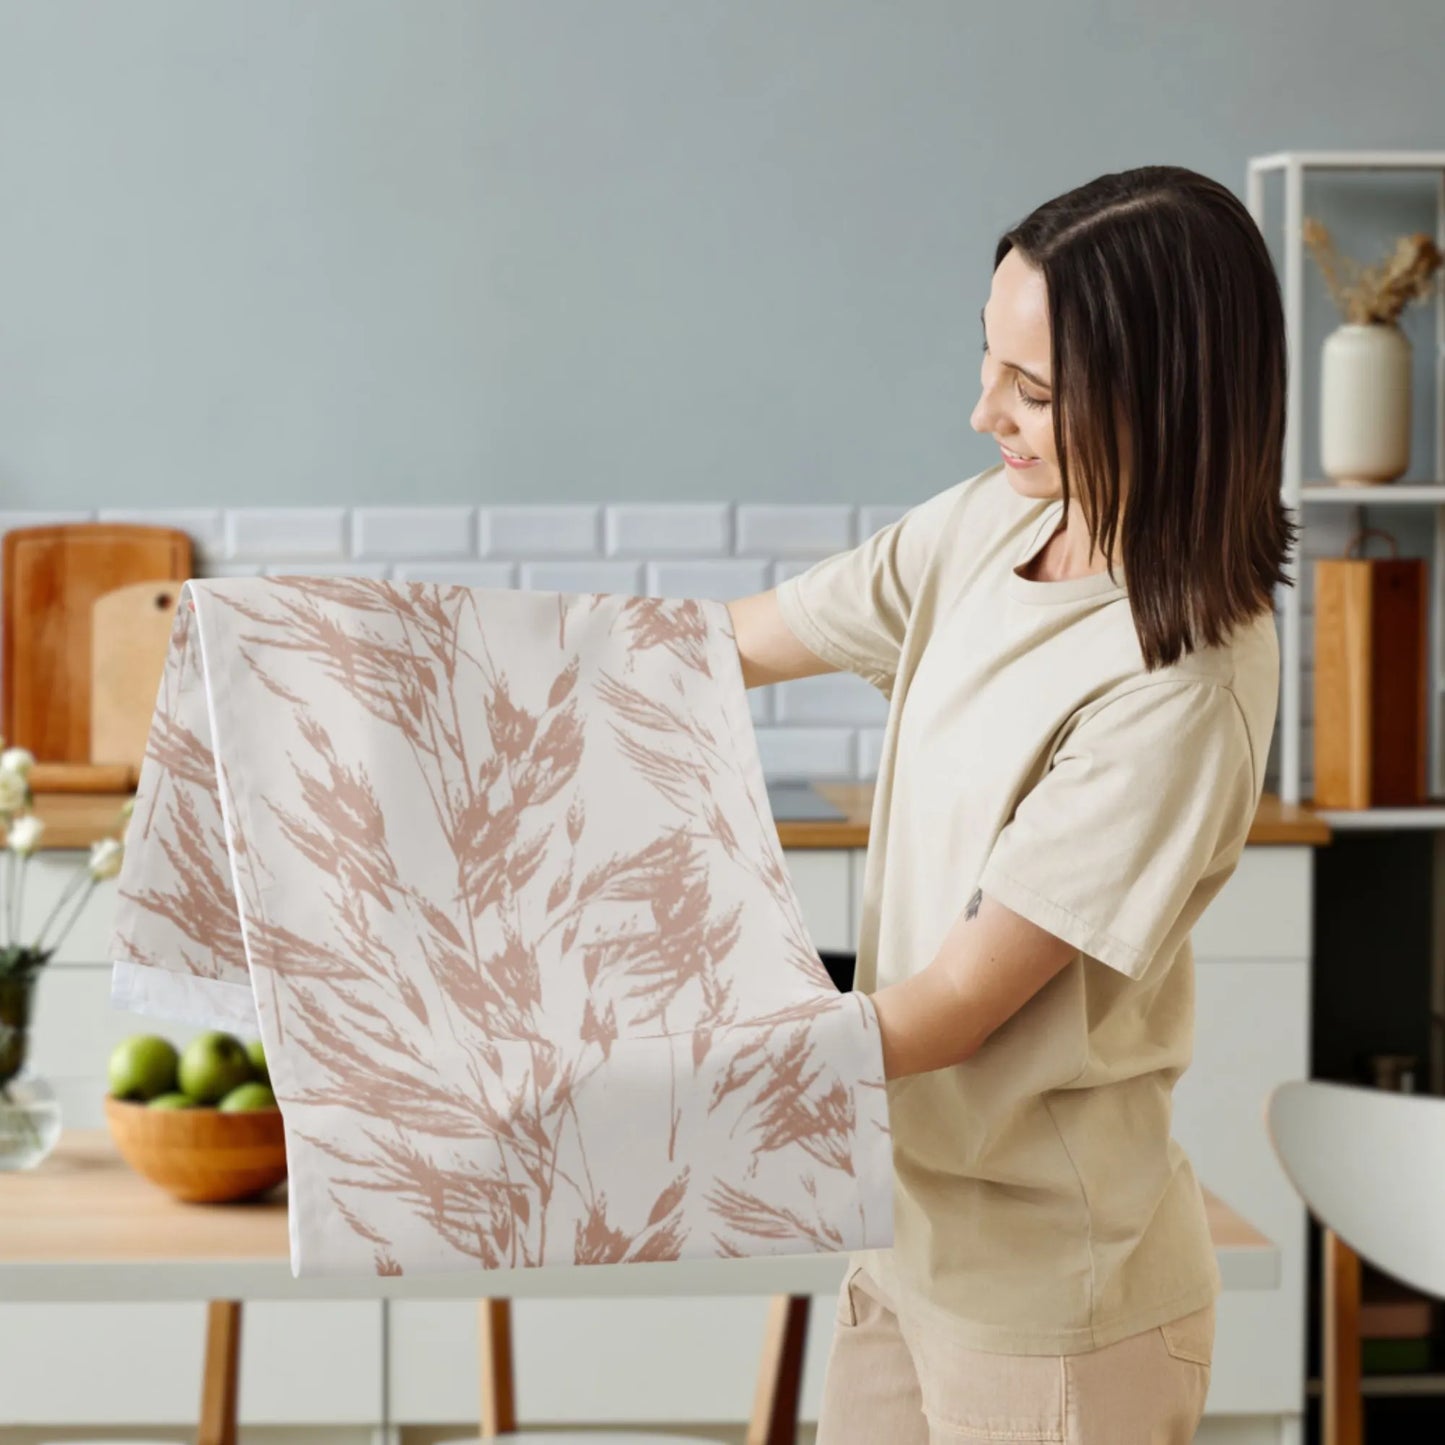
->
xmin=996 ymin=165 xmax=1299 ymax=671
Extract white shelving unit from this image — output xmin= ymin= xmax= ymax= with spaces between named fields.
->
xmin=1247 ymin=150 xmax=1445 ymax=827
xmin=1251 ymin=156 xmax=1445 ymax=1417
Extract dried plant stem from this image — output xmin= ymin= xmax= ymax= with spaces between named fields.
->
xmin=1303 ymin=217 xmax=1443 ymax=325
xmin=30 ymin=871 xmax=90 ymax=954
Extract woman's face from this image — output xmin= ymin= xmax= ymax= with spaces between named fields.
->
xmin=970 ymin=249 xmax=1060 ymax=500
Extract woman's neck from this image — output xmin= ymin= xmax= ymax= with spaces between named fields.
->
xmin=1025 ymin=506 xmax=1122 ymax=582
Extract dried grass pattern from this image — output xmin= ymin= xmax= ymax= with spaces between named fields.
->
xmin=111 ymin=595 xmax=255 ymax=988
xmin=110 ymin=577 xmax=893 ymax=1277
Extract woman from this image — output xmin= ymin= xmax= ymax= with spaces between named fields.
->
xmin=727 ymin=165 xmax=1296 ymax=1443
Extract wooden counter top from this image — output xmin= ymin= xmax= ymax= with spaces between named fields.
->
xmin=0 ymin=1129 xmax=1279 ymax=1299
xmin=772 ymin=785 xmax=1330 ymax=850
xmin=20 ymin=790 xmax=134 ymax=850
xmin=20 ymin=785 xmax=1330 ymax=852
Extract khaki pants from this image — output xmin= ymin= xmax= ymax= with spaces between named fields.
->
xmin=816 ymin=1260 xmax=1214 ymax=1444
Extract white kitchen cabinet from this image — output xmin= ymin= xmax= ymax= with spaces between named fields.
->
xmin=0 ymin=1301 xmax=384 ymax=1427
xmin=11 ymin=849 xmax=122 ymax=968
xmin=778 ymin=848 xmax=854 ymax=953
xmin=1175 ymin=849 xmax=1314 ymax=1427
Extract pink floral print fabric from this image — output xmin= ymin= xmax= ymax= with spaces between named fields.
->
xmin=108 ymin=577 xmax=895 ymax=1278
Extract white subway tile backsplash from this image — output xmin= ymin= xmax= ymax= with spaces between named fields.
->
xmin=264 ymin=561 xmax=392 ymax=578
xmin=485 ymin=505 xmax=600 ymax=557
xmin=352 ymin=506 xmax=476 ymax=560
xmin=735 ymin=504 xmax=854 ymax=557
xmin=393 ymin=561 xmax=517 ymax=587
xmin=0 ymin=509 xmax=95 ymax=532
xmin=751 ymin=727 xmax=855 ymax=781
xmin=776 ymin=672 xmax=888 ymax=726
xmin=199 ymin=562 xmax=265 ymax=577
xmin=226 ymin=507 xmax=348 ymax=560
xmin=97 ymin=508 xmax=226 ymax=559
xmin=646 ymin=559 xmax=770 ymax=601
xmin=774 ymin=558 xmax=819 ymax=585
xmin=0 ymin=497 xmax=1302 ymax=794
xmin=859 ymin=504 xmax=909 ymax=535
xmin=521 ymin=560 xmax=643 ymax=595
xmin=606 ymin=503 xmax=732 ymax=556
xmin=857 ymin=728 xmax=887 ymax=779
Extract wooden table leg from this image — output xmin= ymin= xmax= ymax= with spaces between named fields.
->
xmin=747 ymin=1293 xmax=810 ymax=1445
xmin=197 ymin=1299 xmax=242 ymax=1445
xmin=1323 ymin=1228 xmax=1364 ymax=1445
xmin=478 ymin=1297 xmax=517 ymax=1439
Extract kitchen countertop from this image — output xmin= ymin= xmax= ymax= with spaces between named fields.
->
xmin=19 ymin=784 xmax=1331 ymax=851
xmin=775 ymin=784 xmax=1332 ymax=849
xmin=0 ymin=1128 xmax=1280 ymax=1299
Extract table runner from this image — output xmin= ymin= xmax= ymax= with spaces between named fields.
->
xmin=108 ymin=576 xmax=894 ymax=1279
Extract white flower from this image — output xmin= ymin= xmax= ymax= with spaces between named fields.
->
xmin=88 ymin=837 xmax=124 ymax=881
xmin=0 ymin=769 xmax=27 ymax=814
xmin=0 ymin=748 xmax=34 ymax=777
xmin=6 ymin=814 xmax=44 ymax=854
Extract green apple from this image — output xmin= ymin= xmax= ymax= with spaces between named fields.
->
xmin=218 ymin=1081 xmax=278 ymax=1112
xmin=147 ymin=1091 xmax=197 ymax=1110
xmin=108 ymin=1035 xmax=179 ymax=1101
xmin=245 ymin=1037 xmax=269 ymax=1084
xmin=177 ymin=1032 xmax=254 ymax=1104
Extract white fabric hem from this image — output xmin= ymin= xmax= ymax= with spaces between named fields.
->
xmin=110 ymin=956 xmax=261 ymax=1037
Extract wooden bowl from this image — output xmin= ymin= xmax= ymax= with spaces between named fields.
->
xmin=104 ymin=1095 xmax=288 ymax=1203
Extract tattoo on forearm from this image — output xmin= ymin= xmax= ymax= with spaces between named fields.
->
xmin=965 ymin=887 xmax=982 ymax=921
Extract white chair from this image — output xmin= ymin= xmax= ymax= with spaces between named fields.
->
xmin=1265 ymin=1079 xmax=1445 ymax=1445
xmin=39 ymin=1300 xmax=241 ymax=1445
xmin=1266 ymin=1079 xmax=1445 ymax=1295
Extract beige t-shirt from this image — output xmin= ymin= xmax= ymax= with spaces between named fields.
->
xmin=774 ymin=462 xmax=1278 ymax=1355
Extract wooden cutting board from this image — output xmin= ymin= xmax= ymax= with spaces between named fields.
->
xmin=1312 ymin=554 xmax=1429 ymax=807
xmin=2 ymin=523 xmax=192 ymax=790
xmin=91 ymin=579 xmax=187 ymax=776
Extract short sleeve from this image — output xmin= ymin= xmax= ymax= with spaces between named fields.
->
xmin=773 ymin=483 xmax=960 ymax=696
xmin=976 ymin=681 xmax=1259 ymax=980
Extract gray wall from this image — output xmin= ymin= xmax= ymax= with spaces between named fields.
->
xmin=2 ymin=0 xmax=1443 ymax=510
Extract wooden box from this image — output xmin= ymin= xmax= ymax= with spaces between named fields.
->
xmin=1312 ymin=555 xmax=1429 ymax=808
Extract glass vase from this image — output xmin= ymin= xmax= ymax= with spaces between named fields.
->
xmin=0 ymin=967 xmax=63 ymax=1170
